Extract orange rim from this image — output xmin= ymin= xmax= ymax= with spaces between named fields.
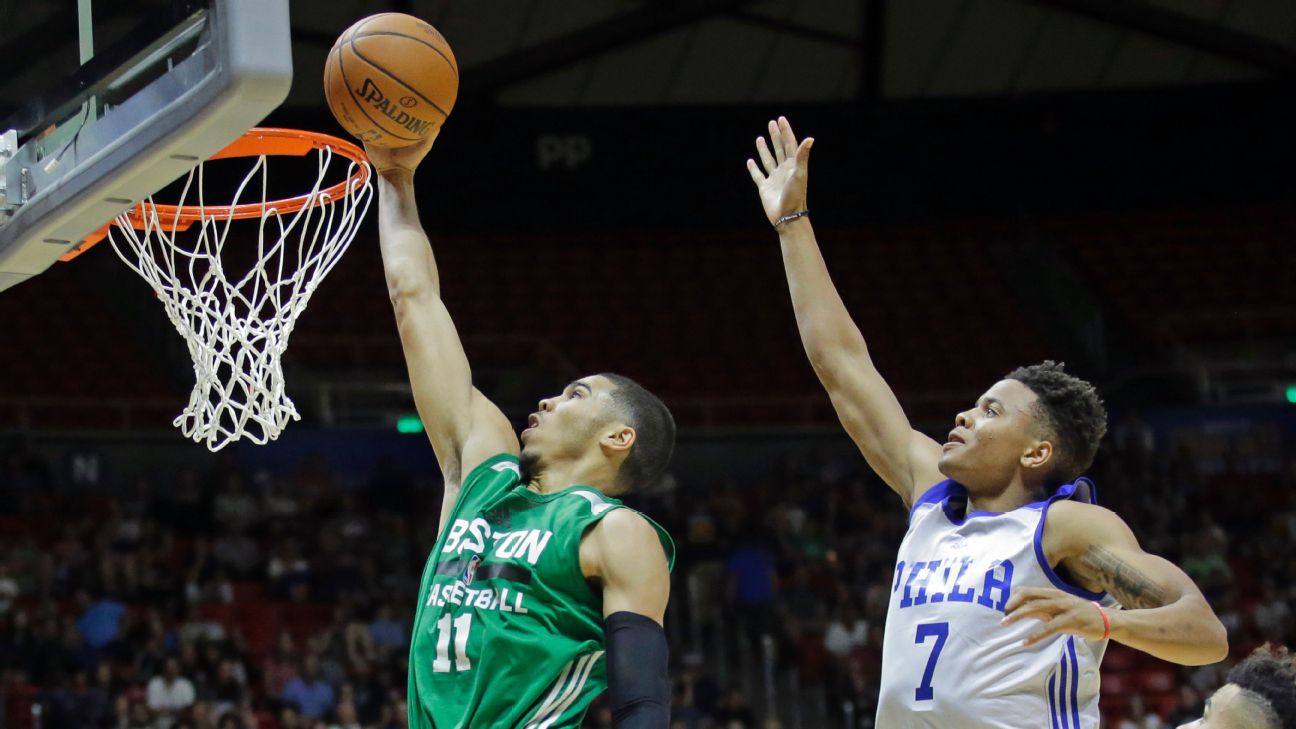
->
xmin=63 ymin=128 xmax=370 ymax=261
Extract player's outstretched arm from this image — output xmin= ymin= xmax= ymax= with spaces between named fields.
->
xmin=368 ymin=135 xmax=518 ymax=532
xmin=747 ymin=117 xmax=943 ymax=507
xmin=582 ymin=510 xmax=671 ymax=728
xmin=1004 ymin=501 xmax=1228 ymax=665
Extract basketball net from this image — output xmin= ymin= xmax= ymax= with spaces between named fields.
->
xmin=104 ymin=129 xmax=373 ymax=451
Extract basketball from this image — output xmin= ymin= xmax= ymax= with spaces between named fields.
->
xmin=324 ymin=13 xmax=459 ymax=148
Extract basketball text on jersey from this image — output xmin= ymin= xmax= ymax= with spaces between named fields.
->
xmin=423 ymin=519 xmax=557 ymax=614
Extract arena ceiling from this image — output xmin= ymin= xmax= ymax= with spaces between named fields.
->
xmin=1 ymin=0 xmax=1294 ymax=118
xmin=294 ymin=0 xmax=1296 ymax=106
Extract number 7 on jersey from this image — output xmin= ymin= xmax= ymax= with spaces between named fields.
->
xmin=914 ymin=622 xmax=949 ymax=701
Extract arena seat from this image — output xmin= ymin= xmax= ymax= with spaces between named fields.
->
xmin=290 ymin=225 xmax=1047 ymax=425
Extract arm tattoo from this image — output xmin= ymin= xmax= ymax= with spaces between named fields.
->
xmin=1075 ymin=545 xmax=1171 ymax=610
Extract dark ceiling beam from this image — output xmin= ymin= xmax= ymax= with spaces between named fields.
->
xmin=1021 ymin=0 xmax=1296 ymax=77
xmin=726 ymin=9 xmax=858 ymax=48
xmin=461 ymin=0 xmax=760 ymax=95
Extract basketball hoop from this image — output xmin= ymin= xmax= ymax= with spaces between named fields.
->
xmin=94 ymin=128 xmax=373 ymax=451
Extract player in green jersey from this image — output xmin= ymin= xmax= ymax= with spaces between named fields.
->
xmin=366 ymin=131 xmax=676 ymax=729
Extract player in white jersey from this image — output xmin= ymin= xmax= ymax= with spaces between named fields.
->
xmin=746 ymin=117 xmax=1229 ymax=728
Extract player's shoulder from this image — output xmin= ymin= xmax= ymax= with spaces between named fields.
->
xmin=583 ymin=508 xmax=670 ymax=577
xmin=1043 ymin=499 xmax=1131 ymax=557
xmin=593 ymin=506 xmax=653 ymax=534
xmin=1045 ymin=498 xmax=1121 ymax=526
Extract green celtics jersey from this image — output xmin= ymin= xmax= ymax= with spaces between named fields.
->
xmin=408 ymin=454 xmax=675 ymax=729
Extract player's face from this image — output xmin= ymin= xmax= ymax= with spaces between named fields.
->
xmin=938 ymin=379 xmax=1043 ymax=487
xmin=1178 ymin=684 xmax=1267 ymax=729
xmin=520 ymin=375 xmax=618 ymax=465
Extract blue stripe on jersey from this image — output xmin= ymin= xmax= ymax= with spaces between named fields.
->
xmin=1047 ymin=674 xmax=1060 ymax=729
xmin=1059 ymin=650 xmax=1070 ymax=729
xmin=1068 ymin=639 xmax=1082 ymax=729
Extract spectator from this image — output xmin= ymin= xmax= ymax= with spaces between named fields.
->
xmin=268 ymin=540 xmax=311 ymax=601
xmin=177 ymin=604 xmax=226 ymax=647
xmin=1182 ymin=527 xmax=1232 ymax=604
xmin=146 ymin=657 xmax=196 ymax=728
xmin=209 ymin=659 xmax=246 ymax=718
xmin=823 ymin=600 xmax=868 ymax=658
xmin=1118 ymin=694 xmax=1165 ymax=729
xmin=1165 ymin=685 xmax=1204 ymax=727
xmin=1252 ymin=580 xmax=1292 ymax=638
xmin=713 ymin=688 xmax=756 ymax=728
xmin=212 ymin=475 xmax=260 ymax=534
xmin=277 ymin=705 xmax=305 ymax=729
xmin=282 ymin=655 xmax=335 ymax=720
xmin=262 ymin=631 xmax=299 ymax=698
xmin=123 ymin=699 xmax=156 ymax=729
xmin=328 ymin=700 xmax=362 ymax=729
xmin=368 ymin=602 xmax=405 ymax=653
xmin=0 ymin=558 xmax=19 ymax=615
xmin=212 ymin=528 xmax=262 ymax=580
xmin=75 ymin=589 xmax=126 ymax=652
xmin=725 ymin=526 xmax=778 ymax=648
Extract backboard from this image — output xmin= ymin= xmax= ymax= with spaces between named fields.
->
xmin=0 ymin=0 xmax=292 ymax=291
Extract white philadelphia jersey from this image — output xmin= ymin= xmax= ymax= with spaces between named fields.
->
xmin=876 ymin=478 xmax=1116 ymax=729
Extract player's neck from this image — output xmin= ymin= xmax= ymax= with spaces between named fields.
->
xmin=527 ymin=455 xmax=615 ymax=495
xmin=964 ymin=477 xmax=1038 ymax=514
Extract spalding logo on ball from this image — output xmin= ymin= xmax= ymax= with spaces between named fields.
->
xmin=352 ymin=78 xmax=436 ymax=139
xmin=324 ymin=13 xmax=459 ymax=149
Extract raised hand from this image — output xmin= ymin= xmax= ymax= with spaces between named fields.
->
xmin=746 ymin=116 xmax=814 ymax=227
xmin=364 ymin=126 xmax=442 ymax=176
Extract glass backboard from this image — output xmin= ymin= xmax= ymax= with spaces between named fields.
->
xmin=0 ymin=0 xmax=292 ymax=291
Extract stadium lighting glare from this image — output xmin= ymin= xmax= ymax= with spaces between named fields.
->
xmin=396 ymin=414 xmax=425 ymax=434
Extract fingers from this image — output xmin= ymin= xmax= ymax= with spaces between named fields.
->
xmin=1004 ymin=587 xmax=1063 ymax=613
xmin=778 ymin=116 xmax=798 ymax=160
xmin=1024 ymin=619 xmax=1067 ymax=647
xmin=768 ymin=119 xmax=786 ymax=165
xmin=796 ymin=137 xmax=814 ymax=169
xmin=1002 ymin=592 xmax=1069 ymax=626
xmin=746 ymin=158 xmax=766 ymax=186
xmin=756 ymin=137 xmax=777 ymax=175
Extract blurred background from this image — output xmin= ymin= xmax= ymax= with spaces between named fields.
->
xmin=1 ymin=1 xmax=1295 ymax=728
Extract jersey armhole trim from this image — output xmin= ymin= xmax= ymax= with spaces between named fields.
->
xmin=909 ymin=480 xmax=957 ymax=522
xmin=570 ymin=506 xmax=676 ymax=609
xmin=463 ymin=453 xmax=521 ymax=483
xmin=1033 ymin=499 xmax=1108 ymax=602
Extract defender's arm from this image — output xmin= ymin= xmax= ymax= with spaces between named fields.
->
xmin=1004 ymin=501 xmax=1228 ymax=666
xmin=747 ymin=117 xmax=943 ymax=507
xmin=370 ymin=137 xmax=518 ymax=534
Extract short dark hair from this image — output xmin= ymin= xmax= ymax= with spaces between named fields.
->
xmin=1003 ymin=361 xmax=1107 ymax=485
xmin=598 ymin=373 xmax=676 ymax=493
xmin=1228 ymin=644 xmax=1296 ymax=729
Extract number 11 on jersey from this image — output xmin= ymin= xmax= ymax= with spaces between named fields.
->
xmin=914 ymin=622 xmax=949 ymax=701
xmin=434 ymin=613 xmax=474 ymax=672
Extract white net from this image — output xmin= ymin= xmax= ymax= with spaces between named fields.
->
xmin=107 ymin=141 xmax=373 ymax=451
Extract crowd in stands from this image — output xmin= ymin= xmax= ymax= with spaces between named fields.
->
xmin=1 ymin=420 xmax=1293 ymax=729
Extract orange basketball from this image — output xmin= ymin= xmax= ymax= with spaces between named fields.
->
xmin=324 ymin=13 xmax=459 ymax=149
